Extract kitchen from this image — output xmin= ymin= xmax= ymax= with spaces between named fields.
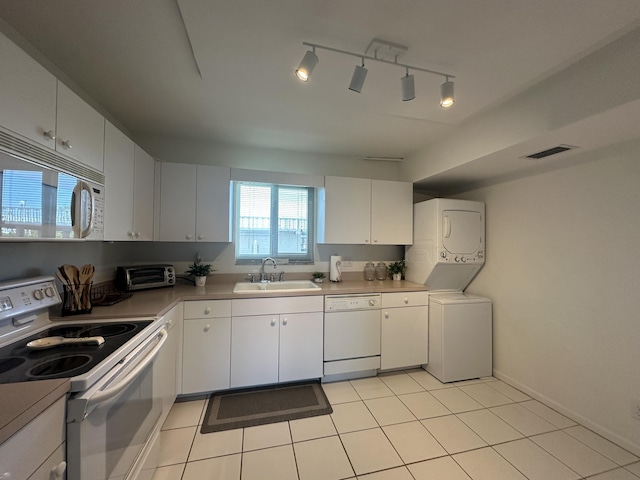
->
xmin=1 ymin=1 xmax=640 ymax=479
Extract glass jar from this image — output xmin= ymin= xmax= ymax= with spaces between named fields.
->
xmin=363 ymin=262 xmax=376 ymax=281
xmin=375 ymin=262 xmax=387 ymax=280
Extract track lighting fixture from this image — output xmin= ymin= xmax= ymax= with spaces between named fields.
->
xmin=348 ymin=58 xmax=368 ymax=93
xmin=440 ymin=77 xmax=455 ymax=108
xmin=295 ymin=47 xmax=318 ymax=82
xmin=295 ymin=38 xmax=456 ymax=107
xmin=401 ymin=69 xmax=415 ymax=101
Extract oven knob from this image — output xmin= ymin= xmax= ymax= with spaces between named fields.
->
xmin=461 ymin=257 xmax=467 ymax=263
xmin=454 ymin=256 xmax=460 ymax=262
xmin=44 ymin=287 xmax=55 ymax=297
xmin=33 ymin=289 xmax=44 ymax=300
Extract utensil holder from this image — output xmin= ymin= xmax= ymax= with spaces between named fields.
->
xmin=62 ymin=282 xmax=93 ymax=316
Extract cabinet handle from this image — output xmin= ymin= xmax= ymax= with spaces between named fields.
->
xmin=197 ymin=234 xmax=204 ymax=240
xmin=133 ymin=232 xmax=140 ymax=239
xmin=384 ymin=311 xmax=389 ymax=319
xmin=374 ymin=239 xmax=378 ymax=243
xmin=51 ymin=461 xmax=67 ymax=479
xmin=282 ymin=318 xmax=288 ymax=326
xmin=186 ymin=234 xmax=193 ymax=240
xmin=204 ymin=307 xmax=211 ymax=315
xmin=43 ymin=130 xmax=56 ymax=140
xmin=61 ymin=139 xmax=72 ymax=149
xmin=204 ymin=324 xmax=210 ymax=332
xmin=270 ymin=318 xmax=277 ymax=326
xmin=404 ymin=297 xmax=409 ymax=304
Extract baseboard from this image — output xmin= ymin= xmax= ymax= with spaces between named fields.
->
xmin=493 ymin=369 xmax=640 ymax=457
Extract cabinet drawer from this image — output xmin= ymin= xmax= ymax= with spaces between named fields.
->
xmin=232 ymin=296 xmax=323 ymax=316
xmin=184 ymin=300 xmax=231 ymax=319
xmin=381 ymin=291 xmax=429 ymax=308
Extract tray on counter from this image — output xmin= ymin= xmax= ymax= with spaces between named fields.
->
xmin=90 ymin=285 xmax=133 ymax=306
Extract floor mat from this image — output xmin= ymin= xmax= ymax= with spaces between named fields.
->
xmin=200 ymin=381 xmax=333 ymax=433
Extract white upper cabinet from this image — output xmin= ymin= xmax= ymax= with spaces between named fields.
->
xmin=158 ymin=162 xmax=231 ymax=242
xmin=103 ymin=122 xmax=134 ymax=240
xmin=55 ymin=82 xmax=105 ymax=172
xmin=103 ymin=124 xmax=155 ymax=241
xmin=318 ymin=176 xmax=413 ymax=245
xmin=0 ymin=32 xmax=57 ymax=148
xmin=371 ymin=179 xmax=413 ymax=245
xmin=0 ymin=31 xmax=105 ymax=173
xmin=133 ymin=145 xmax=155 ymax=240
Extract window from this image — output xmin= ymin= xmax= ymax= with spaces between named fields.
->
xmin=234 ymin=182 xmax=314 ymax=263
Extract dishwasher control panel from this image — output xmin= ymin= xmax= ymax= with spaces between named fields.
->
xmin=325 ymin=294 xmax=381 ymax=312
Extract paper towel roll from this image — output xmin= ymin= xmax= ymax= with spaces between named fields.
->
xmin=330 ymin=255 xmax=342 ymax=282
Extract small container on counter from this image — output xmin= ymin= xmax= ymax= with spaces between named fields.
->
xmin=363 ymin=262 xmax=376 ymax=281
xmin=375 ymin=262 xmax=387 ymax=280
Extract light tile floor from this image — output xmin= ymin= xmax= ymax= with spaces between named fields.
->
xmin=153 ymin=370 xmax=640 ymax=480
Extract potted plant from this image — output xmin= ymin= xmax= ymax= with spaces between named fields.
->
xmin=387 ymin=260 xmax=406 ymax=281
xmin=186 ymin=259 xmax=213 ymax=286
xmin=312 ymin=271 xmax=325 ymax=283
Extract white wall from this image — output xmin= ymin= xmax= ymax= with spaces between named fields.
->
xmin=458 ymin=139 xmax=640 ymax=455
xmin=135 ymin=133 xmax=402 ymax=181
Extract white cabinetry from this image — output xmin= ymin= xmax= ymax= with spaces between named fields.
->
xmin=56 ymin=82 xmax=105 ymax=172
xmin=381 ymin=292 xmax=429 ymax=370
xmin=182 ymin=300 xmax=231 ymax=394
xmin=104 ymin=125 xmax=156 ymax=240
xmin=0 ymin=31 xmax=105 ymax=173
xmin=318 ymin=176 xmax=413 ymax=244
xmin=0 ymin=397 xmax=66 ymax=480
xmin=159 ymin=304 xmax=183 ymax=412
xmin=158 ymin=162 xmax=231 ymax=242
xmin=230 ymin=297 xmax=323 ymax=388
xmin=0 ymin=32 xmax=57 ymax=148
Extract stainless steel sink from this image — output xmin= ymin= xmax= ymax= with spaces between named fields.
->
xmin=233 ymin=280 xmax=321 ymax=293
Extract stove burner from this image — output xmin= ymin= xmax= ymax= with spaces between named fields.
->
xmin=85 ymin=323 xmax=137 ymax=338
xmin=43 ymin=325 xmax=85 ymax=337
xmin=0 ymin=357 xmax=25 ymax=374
xmin=28 ymin=355 xmax=92 ymax=378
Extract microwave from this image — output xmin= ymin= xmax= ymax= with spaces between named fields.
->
xmin=116 ymin=265 xmax=175 ymax=291
xmin=0 ymin=147 xmax=104 ymax=240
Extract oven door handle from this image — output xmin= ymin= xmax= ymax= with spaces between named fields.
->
xmin=86 ymin=328 xmax=167 ymax=409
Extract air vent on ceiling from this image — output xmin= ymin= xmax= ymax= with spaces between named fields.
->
xmin=524 ymin=145 xmax=577 ymax=160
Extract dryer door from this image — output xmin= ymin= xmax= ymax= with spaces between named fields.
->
xmin=442 ymin=210 xmax=483 ymax=255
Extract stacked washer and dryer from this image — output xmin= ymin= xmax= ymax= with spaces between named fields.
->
xmin=405 ymin=198 xmax=492 ymax=383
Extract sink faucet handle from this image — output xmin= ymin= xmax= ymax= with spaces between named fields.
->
xmin=279 ymin=271 xmax=285 ymax=281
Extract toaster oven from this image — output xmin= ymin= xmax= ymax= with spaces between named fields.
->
xmin=115 ymin=264 xmax=175 ymax=291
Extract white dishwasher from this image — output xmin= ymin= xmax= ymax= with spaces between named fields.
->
xmin=324 ymin=294 xmax=381 ymax=380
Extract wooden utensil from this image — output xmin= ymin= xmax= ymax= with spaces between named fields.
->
xmin=79 ymin=264 xmax=94 ymax=309
xmin=62 ymin=264 xmax=81 ymax=310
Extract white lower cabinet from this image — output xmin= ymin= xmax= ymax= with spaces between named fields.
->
xmin=380 ymin=292 xmax=429 ymax=370
xmin=0 ymin=397 xmax=66 ymax=480
xmin=182 ymin=300 xmax=231 ymax=394
xmin=230 ymin=297 xmax=323 ymax=389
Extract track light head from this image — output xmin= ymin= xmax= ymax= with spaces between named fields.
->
xmin=348 ymin=61 xmax=368 ymax=93
xmin=401 ymin=71 xmax=415 ymax=101
xmin=295 ymin=49 xmax=318 ymax=82
xmin=440 ymin=79 xmax=454 ymax=108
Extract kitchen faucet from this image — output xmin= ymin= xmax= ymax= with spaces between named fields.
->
xmin=260 ymin=257 xmax=277 ymax=282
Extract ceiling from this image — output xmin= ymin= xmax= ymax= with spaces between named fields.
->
xmin=1 ymin=1 xmax=640 ymax=177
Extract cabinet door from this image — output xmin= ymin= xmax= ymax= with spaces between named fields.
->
xmin=371 ymin=179 xmax=413 ymax=245
xmin=133 ymin=145 xmax=155 ymax=240
xmin=182 ymin=317 xmax=231 ymax=394
xmin=321 ymin=176 xmax=371 ymax=244
xmin=103 ymin=122 xmax=134 ymax=240
xmin=279 ymin=312 xmax=323 ymax=382
xmin=0 ymin=32 xmax=57 ymax=148
xmin=230 ymin=315 xmax=279 ymax=388
xmin=56 ymin=82 xmax=105 ymax=172
xmin=159 ymin=162 xmax=196 ymax=241
xmin=195 ymin=165 xmax=231 ymax=242
xmin=381 ymin=305 xmax=428 ymax=370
